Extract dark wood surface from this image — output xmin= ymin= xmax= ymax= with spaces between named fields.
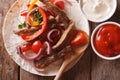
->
xmin=0 ymin=0 xmax=120 ymax=80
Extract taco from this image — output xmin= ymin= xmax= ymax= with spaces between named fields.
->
xmin=2 ymin=0 xmax=89 ymax=76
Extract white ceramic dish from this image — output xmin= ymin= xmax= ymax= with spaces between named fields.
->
xmin=79 ymin=0 xmax=117 ymax=22
xmin=91 ymin=22 xmax=120 ymax=60
xmin=2 ymin=0 xmax=90 ymax=76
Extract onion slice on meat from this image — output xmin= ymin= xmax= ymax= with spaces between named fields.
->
xmin=53 ymin=0 xmax=72 ymax=6
xmin=16 ymin=46 xmax=43 ymax=60
xmin=47 ymin=29 xmax=61 ymax=43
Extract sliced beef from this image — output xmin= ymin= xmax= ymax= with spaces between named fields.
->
xmin=34 ymin=21 xmax=75 ymax=68
xmin=33 ymin=1 xmax=75 ymax=69
xmin=52 ymin=21 xmax=75 ymax=50
xmin=48 ymin=15 xmax=56 ymax=23
xmin=34 ymin=45 xmax=72 ymax=68
xmin=39 ymin=0 xmax=70 ymax=28
xmin=13 ymin=26 xmax=41 ymax=35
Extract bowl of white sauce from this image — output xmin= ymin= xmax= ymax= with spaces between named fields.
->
xmin=79 ymin=0 xmax=117 ymax=22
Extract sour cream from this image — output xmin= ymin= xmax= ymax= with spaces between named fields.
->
xmin=80 ymin=0 xmax=117 ymax=22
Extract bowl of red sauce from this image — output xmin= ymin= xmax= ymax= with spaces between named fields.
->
xmin=91 ymin=22 xmax=120 ymax=60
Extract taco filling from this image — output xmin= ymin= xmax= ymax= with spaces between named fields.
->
xmin=14 ymin=0 xmax=89 ymax=71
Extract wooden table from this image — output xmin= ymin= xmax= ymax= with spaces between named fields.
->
xmin=0 ymin=0 xmax=120 ymax=80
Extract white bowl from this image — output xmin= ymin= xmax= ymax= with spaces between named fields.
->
xmin=79 ymin=0 xmax=117 ymax=22
xmin=91 ymin=22 xmax=120 ymax=60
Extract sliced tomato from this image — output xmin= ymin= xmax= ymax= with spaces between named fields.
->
xmin=21 ymin=44 xmax=31 ymax=52
xmin=31 ymin=40 xmax=42 ymax=53
xmin=50 ymin=0 xmax=55 ymax=3
xmin=21 ymin=10 xmax=28 ymax=16
xmin=55 ymin=1 xmax=64 ymax=10
xmin=71 ymin=30 xmax=87 ymax=46
xmin=50 ymin=0 xmax=64 ymax=10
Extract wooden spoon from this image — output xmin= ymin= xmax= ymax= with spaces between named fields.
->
xmin=54 ymin=32 xmax=89 ymax=80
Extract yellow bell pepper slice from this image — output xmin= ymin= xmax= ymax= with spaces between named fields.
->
xmin=31 ymin=21 xmax=39 ymax=27
xmin=28 ymin=16 xmax=39 ymax=27
xmin=28 ymin=0 xmax=39 ymax=11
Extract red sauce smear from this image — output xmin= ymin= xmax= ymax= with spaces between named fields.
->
xmin=94 ymin=24 xmax=120 ymax=57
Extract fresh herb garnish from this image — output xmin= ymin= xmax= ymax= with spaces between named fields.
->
xmin=33 ymin=10 xmax=43 ymax=23
xmin=18 ymin=22 xmax=26 ymax=29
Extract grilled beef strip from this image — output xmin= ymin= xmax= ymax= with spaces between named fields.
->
xmin=39 ymin=0 xmax=70 ymax=28
xmin=39 ymin=0 xmax=74 ymax=50
xmin=34 ymin=21 xmax=75 ymax=68
xmin=13 ymin=25 xmax=42 ymax=35
xmin=34 ymin=45 xmax=73 ymax=68
xmin=33 ymin=0 xmax=76 ymax=69
xmin=52 ymin=21 xmax=75 ymax=49
xmin=48 ymin=15 xmax=56 ymax=23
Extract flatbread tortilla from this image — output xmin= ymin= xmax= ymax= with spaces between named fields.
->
xmin=2 ymin=0 xmax=89 ymax=76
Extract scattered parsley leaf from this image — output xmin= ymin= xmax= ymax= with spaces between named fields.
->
xmin=18 ymin=22 xmax=26 ymax=29
xmin=33 ymin=11 xmax=43 ymax=23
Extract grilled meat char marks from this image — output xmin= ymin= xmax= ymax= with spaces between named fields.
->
xmin=14 ymin=0 xmax=75 ymax=68
xmin=40 ymin=0 xmax=70 ymax=28
xmin=39 ymin=0 xmax=73 ymax=49
xmin=34 ymin=21 xmax=75 ymax=68
xmin=13 ymin=26 xmax=42 ymax=35
xmin=34 ymin=46 xmax=73 ymax=68
xmin=33 ymin=0 xmax=75 ymax=68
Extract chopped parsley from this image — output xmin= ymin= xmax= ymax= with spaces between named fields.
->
xmin=33 ymin=10 xmax=43 ymax=23
xmin=18 ymin=22 xmax=26 ymax=29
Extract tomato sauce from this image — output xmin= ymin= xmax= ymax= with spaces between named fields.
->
xmin=94 ymin=24 xmax=120 ymax=57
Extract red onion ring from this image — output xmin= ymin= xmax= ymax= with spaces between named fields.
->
xmin=53 ymin=0 xmax=72 ymax=6
xmin=47 ymin=29 xmax=61 ymax=43
xmin=16 ymin=41 xmax=51 ymax=60
xmin=42 ymin=41 xmax=51 ymax=55
xmin=16 ymin=46 xmax=43 ymax=61
xmin=33 ymin=41 xmax=51 ymax=72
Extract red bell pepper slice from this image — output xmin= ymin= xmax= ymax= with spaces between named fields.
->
xmin=21 ymin=10 xmax=28 ymax=16
xmin=20 ymin=7 xmax=48 ymax=41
